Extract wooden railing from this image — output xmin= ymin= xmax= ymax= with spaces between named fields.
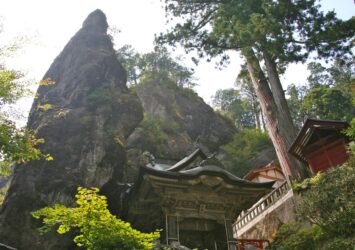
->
xmin=233 ymin=181 xmax=290 ymax=231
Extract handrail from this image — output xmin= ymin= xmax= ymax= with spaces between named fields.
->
xmin=233 ymin=181 xmax=290 ymax=231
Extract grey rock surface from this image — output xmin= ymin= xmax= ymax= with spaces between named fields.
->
xmin=124 ymin=82 xmax=236 ymax=181
xmin=137 ymin=82 xmax=236 ymax=152
xmin=0 ymin=9 xmax=143 ymax=250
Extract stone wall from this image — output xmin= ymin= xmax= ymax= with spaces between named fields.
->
xmin=234 ymin=190 xmax=297 ymax=241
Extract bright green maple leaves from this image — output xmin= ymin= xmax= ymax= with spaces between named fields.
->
xmin=0 ymin=119 xmax=52 ymax=175
xmin=32 ymin=187 xmax=160 ymax=250
xmin=0 ymin=66 xmax=53 ymax=175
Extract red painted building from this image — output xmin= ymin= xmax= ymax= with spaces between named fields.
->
xmin=289 ymin=119 xmax=350 ymax=175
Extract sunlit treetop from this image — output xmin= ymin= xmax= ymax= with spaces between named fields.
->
xmin=158 ymin=0 xmax=354 ymax=67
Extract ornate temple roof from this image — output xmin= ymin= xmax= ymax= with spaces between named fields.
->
xmin=141 ymin=164 xmax=274 ymax=188
xmin=128 ymin=148 xmax=274 ymax=222
xmin=138 ymin=148 xmax=274 ymax=188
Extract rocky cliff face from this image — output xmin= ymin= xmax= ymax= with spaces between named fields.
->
xmin=137 ymin=82 xmax=235 ymax=152
xmin=0 ymin=10 xmax=142 ymax=250
xmin=0 ymin=9 xmax=269 ymax=250
xmin=124 ymin=80 xmax=236 ymax=182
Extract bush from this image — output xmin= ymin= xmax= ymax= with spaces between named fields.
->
xmin=140 ymin=113 xmax=181 ymax=156
xmin=32 ymin=187 xmax=160 ymax=250
xmin=268 ymin=221 xmax=319 ymax=250
xmin=296 ymin=153 xmax=355 ymax=238
xmin=220 ymin=129 xmax=272 ymax=176
xmin=344 ymin=117 xmax=355 ymax=140
xmin=269 ymin=148 xmax=355 ymax=249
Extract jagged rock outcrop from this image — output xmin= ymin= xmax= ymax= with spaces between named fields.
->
xmin=124 ymin=81 xmax=236 ymax=181
xmin=0 ymin=10 xmax=143 ymax=250
xmin=137 ymin=82 xmax=235 ymax=151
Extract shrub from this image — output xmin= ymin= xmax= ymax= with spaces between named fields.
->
xmin=220 ymin=129 xmax=272 ymax=176
xmin=32 ymin=187 xmax=160 ymax=250
xmin=37 ymin=103 xmax=53 ymax=111
xmin=269 ymin=147 xmax=355 ymax=249
xmin=140 ymin=113 xmax=181 ymax=156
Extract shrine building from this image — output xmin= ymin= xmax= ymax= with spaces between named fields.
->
xmin=289 ymin=119 xmax=350 ymax=175
xmin=126 ymin=148 xmax=274 ymax=250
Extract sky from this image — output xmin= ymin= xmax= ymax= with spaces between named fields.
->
xmin=0 ymin=0 xmax=354 ymax=118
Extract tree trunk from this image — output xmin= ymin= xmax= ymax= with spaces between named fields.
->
xmin=262 ymin=49 xmax=298 ymax=144
xmin=242 ymin=48 xmax=307 ymax=181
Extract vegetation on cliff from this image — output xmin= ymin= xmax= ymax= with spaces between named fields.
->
xmin=116 ymin=45 xmax=196 ymax=89
xmin=220 ymin=129 xmax=272 ymax=176
xmin=118 ymin=44 xmax=236 ymax=166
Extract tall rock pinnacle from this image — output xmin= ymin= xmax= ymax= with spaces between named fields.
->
xmin=0 ymin=10 xmax=143 ymax=249
xmin=82 ymin=9 xmax=108 ymax=33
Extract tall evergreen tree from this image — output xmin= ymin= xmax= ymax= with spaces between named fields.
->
xmin=157 ymin=0 xmax=354 ymax=180
xmin=116 ymin=45 xmax=196 ymax=88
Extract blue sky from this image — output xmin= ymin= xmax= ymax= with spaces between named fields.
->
xmin=321 ymin=1 xmax=354 ymax=19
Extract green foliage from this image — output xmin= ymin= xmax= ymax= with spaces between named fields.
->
xmin=220 ymin=129 xmax=272 ymax=176
xmin=0 ymin=67 xmax=52 ymax=175
xmin=38 ymin=78 xmax=55 ymax=86
xmin=301 ymin=85 xmax=353 ymax=121
xmin=297 ymin=155 xmax=355 ymax=237
xmin=269 ymin=222 xmax=355 ymax=250
xmin=0 ymin=118 xmax=53 ymax=175
xmin=235 ymin=65 xmax=261 ymax=128
xmin=344 ymin=118 xmax=355 ymax=140
xmin=0 ymin=66 xmax=27 ymax=105
xmin=268 ymin=221 xmax=319 ymax=250
xmin=286 ymin=84 xmax=308 ymax=129
xmin=158 ymin=0 xmax=353 ymax=66
xmin=32 ymin=187 xmax=160 ymax=250
xmin=212 ymin=88 xmax=257 ymax=129
xmin=269 ymin=150 xmax=355 ymax=249
xmin=291 ymin=172 xmax=322 ymax=192
xmin=88 ymin=86 xmax=111 ymax=106
xmin=116 ymin=45 xmax=196 ymax=89
xmin=140 ymin=113 xmax=181 ymax=156
xmin=212 ymin=64 xmax=263 ymax=130
xmin=0 ymin=23 xmax=52 ymax=175
xmin=307 ymin=60 xmax=354 ymax=93
xmin=0 ymin=180 xmax=9 ymax=205
xmin=116 ymin=45 xmax=141 ymax=86
xmin=212 ymin=88 xmax=240 ymax=111
xmin=37 ymin=103 xmax=53 ymax=111
xmin=287 ymin=59 xmax=354 ymax=126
